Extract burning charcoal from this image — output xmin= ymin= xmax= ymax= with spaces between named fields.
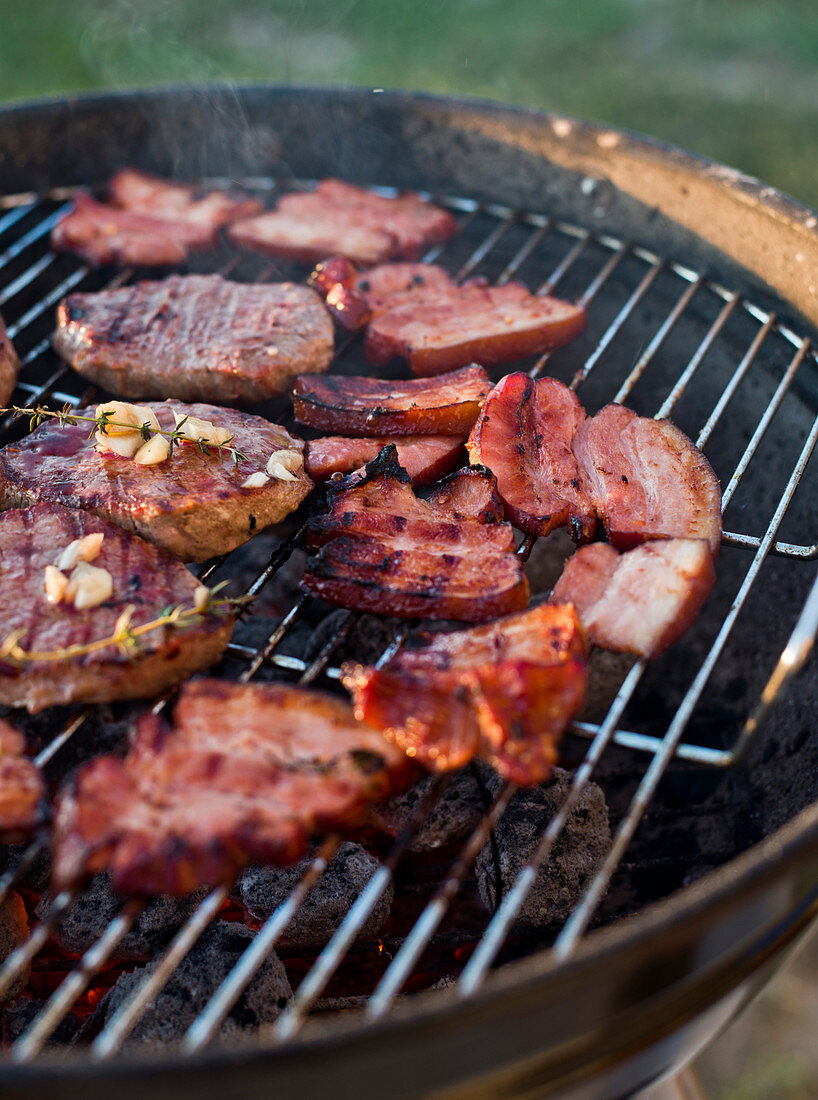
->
xmin=239 ymin=842 xmax=392 ymax=947
xmin=3 ymin=995 xmax=80 ymax=1046
xmin=0 ymin=893 xmax=29 ymax=1000
xmin=98 ymin=921 xmax=292 ymax=1047
xmin=373 ymin=768 xmax=488 ymax=852
xmin=476 ymin=768 xmax=610 ymax=928
xmin=37 ymin=875 xmax=208 ymax=962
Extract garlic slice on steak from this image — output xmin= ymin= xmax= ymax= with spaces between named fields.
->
xmin=242 ymin=471 xmax=270 ymax=489
xmin=95 ymin=401 xmax=161 ymax=459
xmin=133 ymin=434 xmax=170 ymax=466
xmin=65 ymin=562 xmax=114 ymax=610
xmin=56 ymin=532 xmax=104 ymax=572
xmin=173 ymin=411 xmax=233 ymax=447
xmin=44 ymin=565 xmax=69 ymax=605
xmin=266 ymin=448 xmax=303 ymax=482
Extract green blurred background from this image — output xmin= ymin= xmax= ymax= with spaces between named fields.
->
xmin=1 ymin=1 xmax=817 ymax=1095
xmin=1 ymin=0 xmax=818 ymax=206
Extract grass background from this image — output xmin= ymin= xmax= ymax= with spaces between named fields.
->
xmin=1 ymin=1 xmax=818 ymax=1095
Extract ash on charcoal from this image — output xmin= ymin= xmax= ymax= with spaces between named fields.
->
xmin=36 ymin=874 xmax=208 ymax=961
xmin=98 ymin=921 xmax=292 ymax=1047
xmin=373 ymin=768 xmax=488 ymax=852
xmin=476 ymin=768 xmax=610 ymax=928
xmin=304 ymin=610 xmax=403 ymax=667
xmin=239 ymin=842 xmax=392 ymax=948
xmin=0 ymin=892 xmax=29 ymax=1000
xmin=3 ymin=995 xmax=80 ymax=1046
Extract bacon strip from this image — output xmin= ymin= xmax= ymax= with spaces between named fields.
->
xmin=305 ymin=435 xmax=465 ymax=486
xmin=292 ymin=365 xmax=491 ymax=436
xmin=0 ymin=721 xmax=45 ymax=840
xmin=550 ymin=540 xmax=716 ymax=658
xmin=573 ymin=404 xmax=722 ymax=556
xmin=302 ymin=448 xmax=528 ymax=623
xmin=467 ymin=373 xmax=596 ymax=541
xmin=51 ymin=680 xmax=413 ymax=896
xmin=343 ymin=604 xmax=587 ymax=785
xmin=229 ymin=180 xmax=457 ymax=266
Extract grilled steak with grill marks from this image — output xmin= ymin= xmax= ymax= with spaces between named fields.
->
xmin=343 ymin=603 xmax=587 ymax=784
xmin=0 ymin=721 xmax=45 ymax=839
xmin=54 ymin=275 xmax=334 ymax=404
xmin=0 ymin=312 xmax=19 ymax=407
xmin=293 ymin=365 xmax=491 ymax=436
xmin=0 ymin=504 xmax=234 ymax=712
xmin=0 ymin=400 xmax=312 ymax=561
xmin=229 ymin=179 xmax=457 ymax=266
xmin=303 ymin=447 xmax=528 ymax=622
xmin=51 ymin=679 xmax=414 ymax=896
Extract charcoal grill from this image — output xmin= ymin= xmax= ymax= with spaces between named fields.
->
xmin=0 ymin=86 xmax=817 ymax=1099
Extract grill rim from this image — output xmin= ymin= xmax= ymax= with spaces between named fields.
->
xmin=0 ymin=84 xmax=817 ymax=1096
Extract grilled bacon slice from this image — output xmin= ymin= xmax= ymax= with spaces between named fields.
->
xmin=51 ymin=172 xmax=260 ymax=267
xmin=343 ymin=603 xmax=587 ymax=785
xmin=303 ymin=448 xmax=528 ymax=622
xmin=0 ymin=504 xmax=234 ymax=712
xmin=0 ymin=721 xmax=45 ymax=840
xmin=550 ymin=539 xmax=716 ymax=658
xmin=573 ymin=405 xmax=722 ymax=556
xmin=0 ymin=311 xmax=19 ymax=407
xmin=305 ymin=435 xmax=465 ymax=486
xmin=311 ymin=260 xmax=460 ymax=331
xmin=229 ymin=179 xmax=457 ymax=266
xmin=467 ymin=373 xmax=596 ymax=541
xmin=51 ymin=680 xmax=412 ymax=896
xmin=292 ymin=365 xmax=491 ymax=436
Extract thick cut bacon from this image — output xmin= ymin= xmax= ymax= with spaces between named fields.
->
xmin=51 ymin=171 xmax=260 ymax=267
xmin=303 ymin=448 xmax=528 ymax=622
xmin=573 ymin=404 xmax=722 ymax=556
xmin=292 ymin=365 xmax=491 ymax=436
xmin=229 ymin=179 xmax=457 ymax=266
xmin=343 ymin=604 xmax=587 ymax=785
xmin=0 ymin=312 xmax=19 ymax=407
xmin=550 ymin=539 xmax=716 ymax=658
xmin=467 ymin=373 xmax=596 ymax=541
xmin=0 ymin=721 xmax=45 ymax=840
xmin=305 ymin=435 xmax=465 ymax=486
xmin=51 ymin=680 xmax=412 ymax=896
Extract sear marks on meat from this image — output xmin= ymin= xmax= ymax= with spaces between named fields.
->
xmin=0 ymin=400 xmax=312 ymax=562
xmin=0 ymin=312 xmax=20 ymax=407
xmin=0 ymin=504 xmax=234 ymax=712
xmin=54 ymin=275 xmax=334 ymax=405
xmin=0 ymin=720 xmax=45 ymax=839
xmin=303 ymin=447 xmax=528 ymax=622
xmin=51 ymin=679 xmax=413 ymax=896
xmin=467 ymin=373 xmax=596 ymax=542
xmin=51 ymin=170 xmax=261 ymax=267
xmin=343 ymin=603 xmax=587 ymax=785
xmin=293 ymin=365 xmax=491 ymax=437
xmin=573 ymin=404 xmax=722 ymax=556
xmin=550 ymin=539 xmax=716 ymax=658
xmin=229 ymin=179 xmax=457 ymax=266
xmin=305 ymin=434 xmax=465 ymax=486
xmin=309 ymin=258 xmax=587 ymax=376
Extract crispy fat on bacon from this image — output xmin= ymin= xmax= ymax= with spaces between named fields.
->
xmin=467 ymin=373 xmax=596 ymax=541
xmin=550 ymin=539 xmax=716 ymax=658
xmin=51 ymin=680 xmax=413 ymax=896
xmin=0 ymin=721 xmax=45 ymax=840
xmin=229 ymin=179 xmax=457 ymax=266
xmin=51 ymin=171 xmax=260 ymax=267
xmin=305 ymin=435 xmax=465 ymax=486
xmin=303 ymin=448 xmax=529 ymax=622
xmin=573 ymin=405 xmax=722 ymax=556
xmin=293 ymin=365 xmax=491 ymax=436
xmin=343 ymin=603 xmax=587 ymax=785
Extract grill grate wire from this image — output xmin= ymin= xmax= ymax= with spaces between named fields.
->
xmin=0 ymin=178 xmax=814 ymax=1058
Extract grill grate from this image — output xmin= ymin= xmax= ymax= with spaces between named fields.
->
xmin=0 ymin=178 xmax=816 ymax=1060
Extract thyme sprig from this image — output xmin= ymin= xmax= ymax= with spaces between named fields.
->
xmin=0 ymin=582 xmax=251 ymax=668
xmin=2 ymin=404 xmax=250 ymax=467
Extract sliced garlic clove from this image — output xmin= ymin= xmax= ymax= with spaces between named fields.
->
xmin=193 ymin=584 xmax=211 ymax=612
xmin=44 ymin=565 xmax=68 ymax=605
xmin=173 ymin=412 xmax=233 ymax=447
xmin=242 ymin=471 xmax=270 ymax=489
xmin=95 ymin=401 xmax=145 ymax=437
xmin=56 ymin=532 xmax=104 ymax=572
xmin=66 ymin=562 xmax=114 ymax=611
xmin=266 ymin=460 xmax=298 ymax=482
xmin=95 ymin=428 xmax=144 ymax=458
xmin=266 ymin=449 xmax=303 ymax=478
xmin=133 ymin=434 xmax=170 ymax=466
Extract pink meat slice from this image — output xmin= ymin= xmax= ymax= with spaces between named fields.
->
xmin=305 ymin=435 xmax=465 ymax=486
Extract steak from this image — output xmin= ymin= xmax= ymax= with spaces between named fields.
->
xmin=0 ymin=400 xmax=313 ymax=561
xmin=0 ymin=312 xmax=19 ymax=407
xmin=0 ymin=504 xmax=234 ymax=711
xmin=51 ymin=679 xmax=414 ymax=895
xmin=54 ymin=275 xmax=335 ymax=405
